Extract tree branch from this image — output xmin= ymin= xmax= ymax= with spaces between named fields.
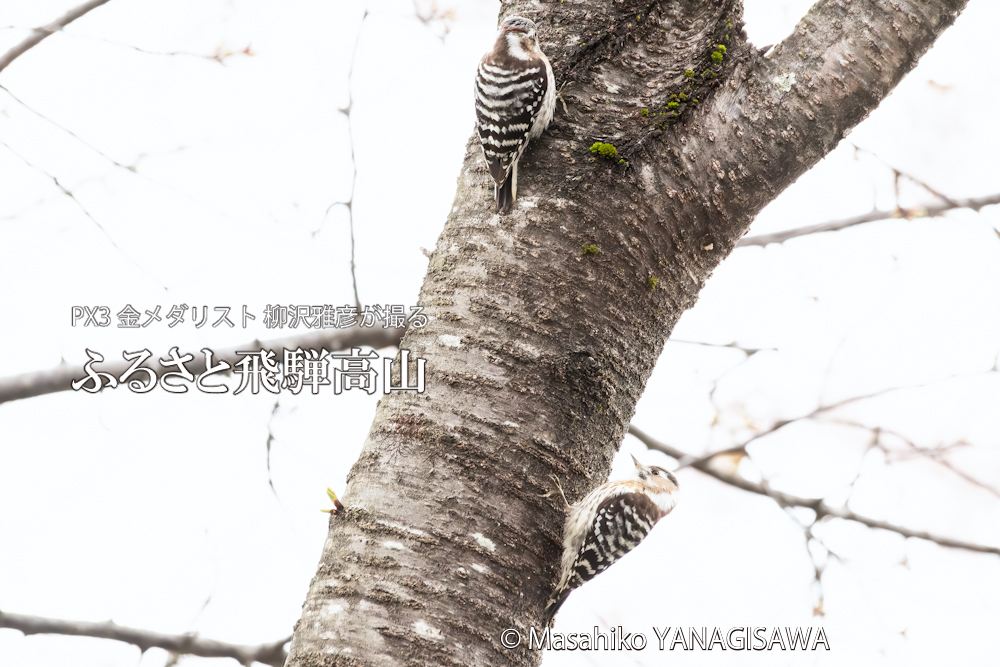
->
xmin=627 ymin=424 xmax=1000 ymax=557
xmin=737 ymin=192 xmax=1000 ymax=248
xmin=0 ymin=325 xmax=741 ymax=406
xmin=0 ymin=326 xmax=404 ymax=406
xmin=683 ymin=369 xmax=999 ymax=474
xmin=679 ymin=381 xmax=936 ymax=471
xmin=0 ymin=611 xmax=289 ymax=667
xmin=0 ymin=0 xmax=113 ymax=75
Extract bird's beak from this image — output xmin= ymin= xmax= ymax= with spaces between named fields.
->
xmin=630 ymin=454 xmax=641 ymax=468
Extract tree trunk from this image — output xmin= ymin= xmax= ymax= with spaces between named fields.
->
xmin=286 ymin=0 xmax=968 ymax=664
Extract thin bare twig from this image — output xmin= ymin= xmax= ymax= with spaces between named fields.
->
xmin=668 ymin=339 xmax=775 ymax=356
xmin=322 ymin=10 xmax=368 ymax=309
xmin=683 ymin=370 xmax=998 ymax=471
xmin=0 ymin=84 xmax=134 ymax=170
xmin=680 ymin=384 xmax=903 ymax=470
xmin=0 ymin=139 xmax=165 ymax=290
xmin=833 ymin=419 xmax=1000 ymax=500
xmin=841 ymin=427 xmax=882 ymax=503
xmin=0 ymin=0 xmax=113 ymax=75
xmin=413 ymin=0 xmax=455 ymax=42
xmin=851 ymin=143 xmax=961 ymax=208
xmin=60 ymin=33 xmax=254 ymax=64
xmin=786 ymin=514 xmax=829 ymax=616
xmin=0 ymin=85 xmax=255 ymax=232
xmin=0 ymin=325 xmax=404 ymax=406
xmin=266 ymin=399 xmax=281 ymax=496
xmin=0 ymin=611 xmax=288 ymax=667
xmin=736 ymin=192 xmax=1000 ymax=248
xmin=628 ymin=424 xmax=1000 ymax=557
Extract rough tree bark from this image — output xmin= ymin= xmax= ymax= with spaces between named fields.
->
xmin=286 ymin=0 xmax=968 ymax=665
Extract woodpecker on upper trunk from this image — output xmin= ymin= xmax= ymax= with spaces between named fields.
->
xmin=542 ymin=456 xmax=680 ymax=625
xmin=474 ymin=16 xmax=555 ymax=212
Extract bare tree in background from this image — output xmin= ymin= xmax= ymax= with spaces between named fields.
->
xmin=282 ymin=0 xmax=980 ymax=665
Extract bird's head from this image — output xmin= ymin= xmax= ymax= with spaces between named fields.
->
xmin=630 ymin=454 xmax=680 ymax=492
xmin=497 ymin=16 xmax=541 ymax=59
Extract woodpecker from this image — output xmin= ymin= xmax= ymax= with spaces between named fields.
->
xmin=475 ymin=16 xmax=555 ymax=212
xmin=543 ymin=455 xmax=679 ymax=625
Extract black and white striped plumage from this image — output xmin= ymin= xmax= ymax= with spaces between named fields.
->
xmin=475 ymin=16 xmax=555 ymax=212
xmin=543 ymin=456 xmax=679 ymax=625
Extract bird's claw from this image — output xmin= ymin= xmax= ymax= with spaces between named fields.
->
xmin=556 ymin=81 xmax=571 ymax=116
xmin=542 ymin=474 xmax=570 ymax=510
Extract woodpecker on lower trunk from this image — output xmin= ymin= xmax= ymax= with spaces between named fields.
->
xmin=474 ymin=16 xmax=555 ymax=212
xmin=542 ymin=456 xmax=679 ymax=625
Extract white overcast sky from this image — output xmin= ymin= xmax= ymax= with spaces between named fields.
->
xmin=1 ymin=1 xmax=999 ymax=666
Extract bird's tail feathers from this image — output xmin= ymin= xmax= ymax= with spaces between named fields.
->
xmin=542 ymin=586 xmax=572 ymax=627
xmin=496 ymin=177 xmax=514 ymax=212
